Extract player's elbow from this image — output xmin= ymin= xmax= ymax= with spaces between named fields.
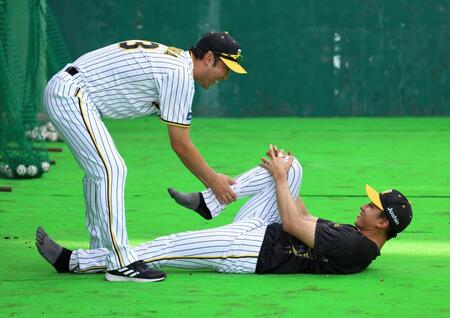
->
xmin=282 ymin=218 xmax=309 ymax=240
xmin=281 ymin=220 xmax=296 ymax=235
xmin=284 ymin=219 xmax=316 ymax=249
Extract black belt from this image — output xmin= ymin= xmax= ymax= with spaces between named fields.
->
xmin=65 ymin=66 xmax=79 ymax=76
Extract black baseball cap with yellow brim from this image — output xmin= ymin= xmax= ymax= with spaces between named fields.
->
xmin=365 ymin=184 xmax=413 ymax=237
xmin=193 ymin=31 xmax=247 ymax=74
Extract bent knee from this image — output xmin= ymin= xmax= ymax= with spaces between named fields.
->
xmin=88 ymin=157 xmax=128 ymax=181
xmin=289 ymin=157 xmax=303 ymax=177
xmin=287 ymin=157 xmax=303 ymax=192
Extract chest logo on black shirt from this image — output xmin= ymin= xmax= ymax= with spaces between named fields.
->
xmin=286 ymin=237 xmax=316 ymax=259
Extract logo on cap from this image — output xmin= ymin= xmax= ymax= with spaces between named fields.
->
xmin=365 ymin=184 xmax=413 ymax=236
xmin=386 ymin=207 xmax=400 ymax=225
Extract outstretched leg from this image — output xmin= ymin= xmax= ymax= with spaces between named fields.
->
xmin=35 ymin=227 xmax=165 ymax=281
xmin=37 ymin=219 xmax=267 ymax=275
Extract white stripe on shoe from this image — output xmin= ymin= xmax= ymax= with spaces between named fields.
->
xmin=105 ymin=272 xmax=165 ymax=282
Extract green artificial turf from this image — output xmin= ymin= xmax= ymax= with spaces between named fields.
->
xmin=1 ymin=117 xmax=449 ymax=318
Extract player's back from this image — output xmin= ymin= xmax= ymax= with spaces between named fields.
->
xmin=72 ymin=40 xmax=193 ymax=119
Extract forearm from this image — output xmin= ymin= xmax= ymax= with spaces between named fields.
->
xmin=295 ymin=197 xmax=317 ymax=221
xmin=274 ymin=177 xmax=302 ymax=230
xmin=274 ymin=176 xmax=316 ymax=248
xmin=261 ymin=145 xmax=316 ymax=247
xmin=173 ymin=139 xmax=215 ymax=187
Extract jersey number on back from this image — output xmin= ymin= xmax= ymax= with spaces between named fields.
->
xmin=119 ymin=40 xmax=182 ymax=58
xmin=119 ymin=40 xmax=159 ymax=50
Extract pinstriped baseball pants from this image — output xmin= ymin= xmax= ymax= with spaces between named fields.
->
xmin=68 ymin=159 xmax=303 ymax=274
xmin=44 ymin=69 xmax=139 ymax=270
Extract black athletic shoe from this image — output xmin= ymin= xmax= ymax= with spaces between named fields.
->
xmin=105 ymin=261 xmax=166 ymax=282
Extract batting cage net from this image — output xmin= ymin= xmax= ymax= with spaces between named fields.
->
xmin=0 ymin=0 xmax=70 ymax=179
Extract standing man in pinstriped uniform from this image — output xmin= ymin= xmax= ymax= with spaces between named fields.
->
xmin=42 ymin=31 xmax=247 ymax=282
xmin=36 ymin=145 xmax=412 ymax=276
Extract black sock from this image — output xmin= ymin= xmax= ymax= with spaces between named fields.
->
xmin=53 ymin=248 xmax=73 ymax=273
xmin=195 ymin=193 xmax=212 ymax=220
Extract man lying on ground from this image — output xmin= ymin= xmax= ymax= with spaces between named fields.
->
xmin=36 ymin=145 xmax=412 ymax=281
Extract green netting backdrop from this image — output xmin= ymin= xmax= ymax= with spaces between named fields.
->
xmin=0 ymin=0 xmax=70 ymax=179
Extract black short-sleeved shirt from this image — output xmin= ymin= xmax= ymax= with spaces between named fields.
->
xmin=255 ymin=219 xmax=380 ymax=274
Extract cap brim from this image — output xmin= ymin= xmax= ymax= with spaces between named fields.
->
xmin=365 ymin=184 xmax=384 ymax=211
xmin=219 ymin=57 xmax=247 ymax=74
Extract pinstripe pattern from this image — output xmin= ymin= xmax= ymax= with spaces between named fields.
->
xmin=203 ymin=158 xmax=303 ymax=224
xmin=71 ymin=41 xmax=195 ymax=125
xmin=83 ymin=177 xmax=102 ymax=248
xmin=44 ymin=40 xmax=196 ymax=270
xmin=44 ymin=71 xmax=138 ymax=270
xmin=75 ymin=89 xmax=125 ymax=267
xmin=68 ymin=161 xmax=303 ymax=274
xmin=70 ymin=219 xmax=265 ymax=274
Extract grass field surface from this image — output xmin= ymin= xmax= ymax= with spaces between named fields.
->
xmin=1 ymin=117 xmax=449 ymax=317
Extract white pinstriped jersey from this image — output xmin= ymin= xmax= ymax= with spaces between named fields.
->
xmin=72 ymin=40 xmax=195 ymax=126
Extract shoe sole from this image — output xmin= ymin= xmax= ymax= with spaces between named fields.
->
xmin=105 ymin=273 xmax=166 ymax=283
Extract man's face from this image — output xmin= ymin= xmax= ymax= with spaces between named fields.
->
xmin=355 ymin=202 xmax=384 ymax=230
xmin=198 ymin=53 xmax=230 ymax=89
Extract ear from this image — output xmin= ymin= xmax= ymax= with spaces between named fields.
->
xmin=376 ymin=217 xmax=390 ymax=231
xmin=203 ymin=51 xmax=215 ymax=66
